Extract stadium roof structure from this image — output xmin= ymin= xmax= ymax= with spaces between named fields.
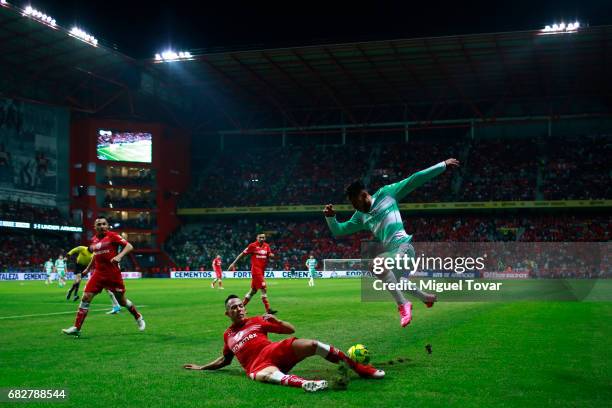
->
xmin=0 ymin=3 xmax=184 ymax=122
xmin=1 ymin=0 xmax=610 ymax=134
xmin=148 ymin=25 xmax=612 ymax=134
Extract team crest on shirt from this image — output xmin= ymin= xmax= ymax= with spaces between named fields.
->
xmin=95 ymin=243 xmax=102 ymax=250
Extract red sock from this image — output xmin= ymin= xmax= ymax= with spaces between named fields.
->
xmin=243 ymin=296 xmax=251 ymax=306
xmin=262 ymin=296 xmax=270 ymax=313
xmin=74 ymin=307 xmax=88 ymax=330
xmin=326 ymin=346 xmax=357 ymax=370
xmin=280 ymin=374 xmax=308 ymax=388
xmin=125 ymin=300 xmax=141 ymax=320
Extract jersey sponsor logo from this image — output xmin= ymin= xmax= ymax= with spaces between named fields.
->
xmin=230 ymin=332 xmax=259 ymax=353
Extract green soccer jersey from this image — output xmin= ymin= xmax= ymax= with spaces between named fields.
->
xmin=306 ymin=259 xmax=317 ymax=271
xmin=54 ymin=259 xmax=66 ymax=274
xmin=44 ymin=261 xmax=53 ymax=274
xmin=326 ymin=161 xmax=446 ymax=251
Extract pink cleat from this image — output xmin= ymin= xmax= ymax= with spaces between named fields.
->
xmin=398 ymin=302 xmax=412 ymax=327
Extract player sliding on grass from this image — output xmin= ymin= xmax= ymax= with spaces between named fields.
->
xmin=228 ymin=233 xmax=277 ymax=314
xmin=324 ymin=158 xmax=460 ymax=327
xmin=62 ymin=217 xmax=145 ymax=336
xmin=183 ymin=295 xmax=384 ymax=392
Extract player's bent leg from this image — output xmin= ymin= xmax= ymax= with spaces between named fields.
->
xmin=106 ymin=289 xmax=121 ymax=314
xmin=260 ymin=288 xmax=277 ymax=314
xmin=115 ymin=291 xmax=145 ymax=331
xmin=294 ymin=339 xmax=385 ymax=379
xmin=62 ymin=291 xmax=97 ymax=335
xmin=254 ymin=366 xmax=327 ymax=393
xmin=243 ymin=289 xmax=256 ymax=306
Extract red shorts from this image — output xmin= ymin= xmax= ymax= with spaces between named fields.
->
xmin=84 ymin=271 xmax=125 ymax=294
xmin=247 ymin=337 xmax=299 ymax=377
xmin=251 ymin=269 xmax=266 ymax=290
xmin=214 ymin=269 xmax=222 ymax=279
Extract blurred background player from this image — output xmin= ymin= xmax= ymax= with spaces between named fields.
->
xmin=65 ymin=245 xmax=121 ymax=313
xmin=305 ymin=255 xmax=317 ymax=287
xmin=62 ymin=217 xmax=144 ymax=336
xmin=44 ymin=257 xmax=54 ymax=285
xmin=54 ymin=254 xmax=67 ymax=288
xmin=211 ymin=254 xmax=224 ymax=289
xmin=228 ymin=233 xmax=277 ymax=314
xmin=66 ymin=245 xmax=91 ymax=301
xmin=324 ymin=158 xmax=459 ymax=327
xmin=183 ymin=295 xmax=384 ymax=393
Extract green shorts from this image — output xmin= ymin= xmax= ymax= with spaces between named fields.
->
xmin=309 ymin=270 xmax=317 ymax=278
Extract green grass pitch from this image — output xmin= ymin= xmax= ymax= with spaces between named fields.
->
xmin=0 ymin=279 xmax=610 ymax=407
xmin=97 ymin=143 xmax=151 ymax=163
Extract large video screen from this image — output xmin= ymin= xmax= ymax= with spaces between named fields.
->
xmin=97 ymin=130 xmax=152 ymax=163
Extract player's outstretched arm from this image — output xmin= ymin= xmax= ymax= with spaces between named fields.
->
xmin=324 ymin=204 xmax=365 ymax=237
xmin=227 ymin=251 xmax=246 ymax=270
xmin=384 ymin=158 xmax=460 ymax=201
xmin=184 ymin=355 xmax=233 ymax=371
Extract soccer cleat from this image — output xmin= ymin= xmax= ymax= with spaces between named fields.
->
xmin=354 ymin=363 xmax=385 ymax=379
xmin=62 ymin=326 xmax=80 ymax=336
xmin=219 ymin=287 xmax=225 ymax=290
xmin=106 ymin=306 xmax=121 ymax=315
xmin=73 ymin=295 xmax=80 ymax=302
xmin=136 ymin=317 xmax=146 ymax=331
xmin=398 ymin=302 xmax=412 ymax=327
xmin=267 ymin=309 xmax=278 ymax=315
xmin=332 ymin=361 xmax=350 ymax=390
xmin=423 ymin=293 xmax=437 ymax=308
xmin=66 ymin=292 xmax=71 ymax=300
xmin=302 ymin=380 xmax=328 ymax=393
xmin=211 ymin=283 xmax=215 ymax=289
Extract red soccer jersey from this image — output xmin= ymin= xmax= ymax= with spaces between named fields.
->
xmin=243 ymin=242 xmax=272 ymax=271
xmin=213 ymin=258 xmax=222 ymax=273
xmin=90 ymin=231 xmax=128 ymax=278
xmin=222 ymin=316 xmax=287 ymax=373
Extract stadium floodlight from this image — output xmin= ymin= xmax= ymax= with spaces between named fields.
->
xmin=541 ymin=20 xmax=580 ymax=34
xmin=154 ymin=49 xmax=194 ymax=63
xmin=70 ymin=26 xmax=98 ymax=46
xmin=22 ymin=5 xmax=56 ymax=27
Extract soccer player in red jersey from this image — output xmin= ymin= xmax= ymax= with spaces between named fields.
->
xmin=62 ymin=217 xmax=145 ymax=336
xmin=183 ymin=295 xmax=384 ymax=392
xmin=228 ymin=233 xmax=276 ymax=314
xmin=211 ymin=255 xmax=224 ymax=289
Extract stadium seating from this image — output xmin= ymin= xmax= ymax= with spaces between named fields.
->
xmin=180 ymin=135 xmax=611 ymax=207
xmin=164 ymin=214 xmax=611 ymax=271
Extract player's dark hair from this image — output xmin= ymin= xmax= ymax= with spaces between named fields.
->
xmin=345 ymin=179 xmax=366 ymax=199
xmin=224 ymin=294 xmax=240 ymax=308
xmin=94 ymin=216 xmax=108 ymax=223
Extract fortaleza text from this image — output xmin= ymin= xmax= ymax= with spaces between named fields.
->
xmin=373 ymin=279 xmax=502 ymax=293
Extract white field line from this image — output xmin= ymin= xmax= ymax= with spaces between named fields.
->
xmin=0 ymin=305 xmax=148 ymax=320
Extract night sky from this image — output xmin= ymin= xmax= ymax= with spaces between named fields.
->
xmin=30 ymin=0 xmax=612 ymax=58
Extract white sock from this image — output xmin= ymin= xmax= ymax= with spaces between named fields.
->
xmin=267 ymin=370 xmax=286 ymax=384
xmin=380 ymin=269 xmax=407 ymax=305
xmin=315 ymin=341 xmax=331 ymax=357
xmin=108 ymin=291 xmax=120 ymax=308
xmin=399 ymin=277 xmax=431 ymax=301
xmin=244 ymin=292 xmax=252 ymax=300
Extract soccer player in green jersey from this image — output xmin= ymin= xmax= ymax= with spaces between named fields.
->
xmin=324 ymin=158 xmax=460 ymax=327
xmin=54 ymin=255 xmax=67 ymax=288
xmin=44 ymin=258 xmax=54 ymax=285
xmin=305 ymin=255 xmax=317 ymax=287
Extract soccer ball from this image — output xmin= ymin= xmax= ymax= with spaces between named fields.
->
xmin=347 ymin=344 xmax=370 ymax=364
